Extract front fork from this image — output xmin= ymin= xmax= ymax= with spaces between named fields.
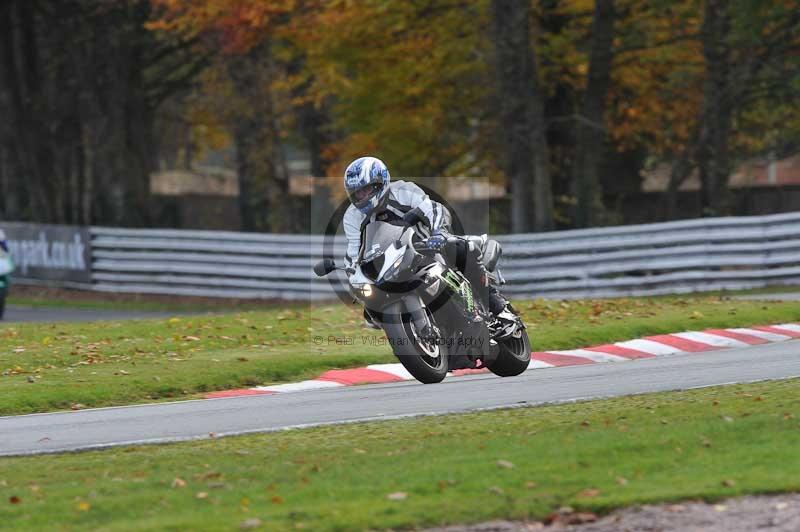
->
xmin=403 ymin=296 xmax=435 ymax=338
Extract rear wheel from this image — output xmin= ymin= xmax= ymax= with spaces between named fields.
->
xmin=486 ymin=328 xmax=531 ymax=377
xmin=382 ymin=303 xmax=448 ymax=384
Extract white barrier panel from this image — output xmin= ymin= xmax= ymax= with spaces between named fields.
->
xmin=15 ymin=212 xmax=800 ymax=300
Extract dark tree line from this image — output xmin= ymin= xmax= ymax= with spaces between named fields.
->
xmin=2 ymin=0 xmax=799 ymax=232
xmin=0 ymin=0 xmax=205 ymax=226
xmin=490 ymin=0 xmax=800 ymax=230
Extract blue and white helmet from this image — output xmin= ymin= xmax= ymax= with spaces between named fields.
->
xmin=344 ymin=156 xmax=391 ymax=216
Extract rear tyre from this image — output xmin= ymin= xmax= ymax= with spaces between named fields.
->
xmin=382 ymin=304 xmax=448 ymax=384
xmin=486 ymin=328 xmax=531 ymax=377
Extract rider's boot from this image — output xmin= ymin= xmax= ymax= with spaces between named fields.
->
xmin=485 ymin=283 xmax=509 ymax=316
xmin=469 ymin=260 xmax=509 ymax=319
xmin=452 ymin=238 xmax=508 ymax=319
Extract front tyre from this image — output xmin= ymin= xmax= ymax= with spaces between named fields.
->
xmin=382 ymin=304 xmax=448 ymax=384
xmin=486 ymin=328 xmax=531 ymax=377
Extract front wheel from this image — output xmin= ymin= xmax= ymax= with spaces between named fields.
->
xmin=382 ymin=303 xmax=449 ymax=384
xmin=486 ymin=328 xmax=531 ymax=377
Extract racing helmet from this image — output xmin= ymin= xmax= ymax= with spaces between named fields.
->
xmin=344 ymin=156 xmax=391 ymax=216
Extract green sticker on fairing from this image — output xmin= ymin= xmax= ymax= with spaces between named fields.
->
xmin=440 ymin=269 xmax=475 ymax=313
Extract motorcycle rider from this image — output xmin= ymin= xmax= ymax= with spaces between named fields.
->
xmin=342 ymin=156 xmax=508 ymax=322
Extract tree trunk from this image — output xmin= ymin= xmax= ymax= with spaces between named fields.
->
xmin=227 ymin=46 xmax=289 ymax=232
xmin=664 ymin=124 xmax=701 ymax=220
xmin=233 ymin=123 xmax=258 ymax=231
xmin=489 ymin=0 xmax=553 ymax=233
xmin=572 ymin=0 xmax=615 ymax=228
xmin=696 ymin=0 xmax=733 ymax=217
xmin=0 ymin=0 xmax=52 ymax=222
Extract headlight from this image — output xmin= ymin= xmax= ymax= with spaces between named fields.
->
xmin=353 ymin=283 xmax=373 ymax=298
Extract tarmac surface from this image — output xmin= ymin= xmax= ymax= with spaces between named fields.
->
xmin=1 ymin=339 xmax=797 ymax=456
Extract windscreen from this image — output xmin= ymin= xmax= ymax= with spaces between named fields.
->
xmin=361 ymin=221 xmax=405 ymax=261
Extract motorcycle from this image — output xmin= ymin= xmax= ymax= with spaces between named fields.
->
xmin=314 ymin=222 xmax=531 ymax=383
xmin=0 ymin=230 xmax=13 ymax=320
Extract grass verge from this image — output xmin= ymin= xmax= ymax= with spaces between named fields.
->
xmin=6 ymin=285 xmax=274 ymax=312
xmin=1 ymin=379 xmax=798 ymax=531
xmin=1 ymin=295 xmax=799 ymax=415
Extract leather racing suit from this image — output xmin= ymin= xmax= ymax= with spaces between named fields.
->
xmin=342 ymin=180 xmax=505 ymax=316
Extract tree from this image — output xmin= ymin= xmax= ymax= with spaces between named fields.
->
xmin=695 ymin=0 xmax=800 ymax=216
xmin=571 ymin=0 xmax=615 ymax=227
xmin=489 ymin=0 xmax=553 ymax=232
xmin=0 ymin=0 xmax=208 ymax=226
xmin=149 ymin=0 xmax=301 ymax=231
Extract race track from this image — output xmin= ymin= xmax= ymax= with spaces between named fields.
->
xmin=1 ymin=340 xmax=798 ymax=456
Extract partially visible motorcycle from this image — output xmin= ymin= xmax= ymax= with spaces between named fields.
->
xmin=0 ymin=230 xmax=12 ymax=320
xmin=314 ymin=222 xmax=531 ymax=384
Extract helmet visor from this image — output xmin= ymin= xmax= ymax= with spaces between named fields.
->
xmin=349 ymin=182 xmax=383 ymax=208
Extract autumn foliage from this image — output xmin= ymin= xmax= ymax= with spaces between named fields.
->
xmin=1 ymin=0 xmax=797 ymax=230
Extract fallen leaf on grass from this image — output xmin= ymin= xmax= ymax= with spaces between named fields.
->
xmin=195 ymin=492 xmax=208 ymax=499
xmin=496 ymin=459 xmax=514 ymax=469
xmin=544 ymin=507 xmax=597 ymax=525
xmin=9 ymin=496 xmax=20 ymax=504
xmin=76 ymin=501 xmax=91 ymax=512
xmin=271 ymin=495 xmax=284 ymax=504
xmin=240 ymin=518 xmax=262 ymax=529
xmin=195 ymin=471 xmax=222 ymax=481
xmin=722 ymin=479 xmax=736 ymax=487
xmin=70 ymin=404 xmax=86 ymax=411
xmin=488 ymin=486 xmax=504 ymax=495
xmin=578 ymin=488 xmax=601 ymax=498
xmin=437 ymin=480 xmax=457 ymax=491
xmin=525 ymin=481 xmax=537 ymax=489
xmin=387 ymin=492 xmax=407 ymax=501
xmin=171 ymin=478 xmax=187 ymax=488
xmin=616 ymin=476 xmax=628 ymax=485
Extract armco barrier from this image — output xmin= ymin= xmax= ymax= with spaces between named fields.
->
xmin=5 ymin=212 xmax=800 ymax=299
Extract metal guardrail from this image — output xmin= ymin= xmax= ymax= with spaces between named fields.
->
xmin=83 ymin=211 xmax=800 ymax=300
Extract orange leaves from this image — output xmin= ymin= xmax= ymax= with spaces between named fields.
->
xmin=148 ymin=0 xmax=296 ymax=53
